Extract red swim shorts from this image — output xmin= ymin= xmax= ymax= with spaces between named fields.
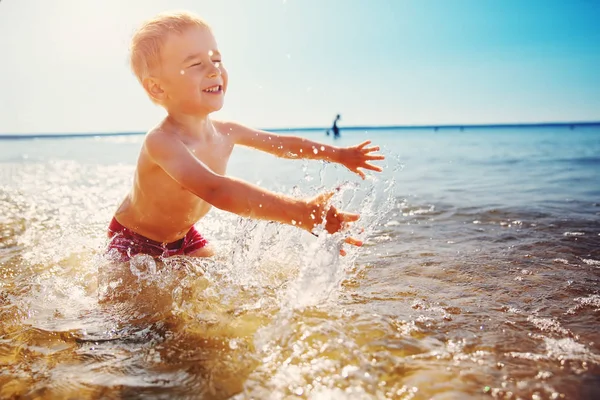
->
xmin=107 ymin=217 xmax=208 ymax=261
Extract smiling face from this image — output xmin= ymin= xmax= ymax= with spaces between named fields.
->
xmin=144 ymin=26 xmax=228 ymax=115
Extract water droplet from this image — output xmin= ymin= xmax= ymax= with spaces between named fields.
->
xmin=320 ymin=146 xmax=325 ymax=151
xmin=180 ymin=69 xmax=185 ymax=75
xmin=208 ymin=50 xmax=214 ymax=56
xmin=313 ymin=148 xmax=318 ymax=154
xmin=291 ymin=219 xmax=297 ymax=225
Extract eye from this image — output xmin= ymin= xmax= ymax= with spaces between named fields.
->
xmin=191 ymin=62 xmax=202 ymax=67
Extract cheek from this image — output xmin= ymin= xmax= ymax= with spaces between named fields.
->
xmin=221 ymin=68 xmax=229 ymax=91
xmin=180 ymin=75 xmax=202 ymax=94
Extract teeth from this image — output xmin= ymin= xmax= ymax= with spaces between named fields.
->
xmin=204 ymin=85 xmax=220 ymax=92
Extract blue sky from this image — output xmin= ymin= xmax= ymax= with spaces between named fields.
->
xmin=0 ymin=0 xmax=599 ymax=134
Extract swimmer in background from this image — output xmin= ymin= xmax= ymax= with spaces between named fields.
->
xmin=326 ymin=114 xmax=341 ymax=138
xmin=106 ymin=11 xmax=385 ymax=261
xmin=332 ymin=114 xmax=341 ymax=139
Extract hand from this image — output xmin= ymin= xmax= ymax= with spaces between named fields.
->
xmin=339 ymin=140 xmax=385 ymax=179
xmin=304 ymin=192 xmax=362 ymax=256
xmin=326 ymin=205 xmax=363 ymax=256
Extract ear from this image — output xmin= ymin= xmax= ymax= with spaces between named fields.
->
xmin=142 ymin=76 xmax=166 ymax=103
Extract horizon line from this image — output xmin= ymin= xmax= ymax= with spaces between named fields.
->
xmin=1 ymin=120 xmax=599 ymax=140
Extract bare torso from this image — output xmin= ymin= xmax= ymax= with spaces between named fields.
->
xmin=113 ymin=120 xmax=234 ymax=243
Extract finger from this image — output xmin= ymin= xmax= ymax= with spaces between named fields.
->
xmin=344 ymin=237 xmax=363 ymax=246
xmin=317 ymin=191 xmax=335 ymax=203
xmin=362 ymin=163 xmax=383 ymax=172
xmin=329 ymin=204 xmax=339 ymax=217
xmin=356 ymin=169 xmax=366 ymax=180
xmin=365 ymin=154 xmax=386 ymax=160
xmin=339 ymin=212 xmax=360 ymax=222
xmin=340 ymin=248 xmax=347 ymax=256
xmin=357 ymin=140 xmax=371 ymax=149
xmin=361 ymin=146 xmax=380 ymax=153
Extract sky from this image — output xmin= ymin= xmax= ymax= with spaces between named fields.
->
xmin=0 ymin=0 xmax=599 ymax=134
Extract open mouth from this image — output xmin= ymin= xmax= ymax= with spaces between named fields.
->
xmin=202 ymin=85 xmax=222 ymax=93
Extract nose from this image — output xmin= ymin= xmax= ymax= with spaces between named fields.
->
xmin=208 ymin=62 xmax=221 ymax=78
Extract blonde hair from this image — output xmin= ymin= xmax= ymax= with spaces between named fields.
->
xmin=129 ymin=11 xmax=210 ymax=83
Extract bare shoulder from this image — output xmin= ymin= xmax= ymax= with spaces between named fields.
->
xmin=145 ymin=122 xmax=180 ymax=145
xmin=143 ymin=126 xmax=180 ymax=160
xmin=145 ymin=125 xmax=171 ymax=143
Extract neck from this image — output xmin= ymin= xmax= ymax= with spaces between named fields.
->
xmin=164 ymin=110 xmax=213 ymax=138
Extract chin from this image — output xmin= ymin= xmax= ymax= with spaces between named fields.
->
xmin=205 ymin=101 xmax=225 ymax=113
xmin=185 ymin=102 xmax=224 ymax=115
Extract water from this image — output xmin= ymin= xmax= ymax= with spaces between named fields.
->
xmin=1 ymin=125 xmax=599 ymax=399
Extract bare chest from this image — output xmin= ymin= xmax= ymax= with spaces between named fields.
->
xmin=185 ymin=135 xmax=234 ymax=175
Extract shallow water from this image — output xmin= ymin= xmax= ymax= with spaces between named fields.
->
xmin=1 ymin=126 xmax=599 ymax=399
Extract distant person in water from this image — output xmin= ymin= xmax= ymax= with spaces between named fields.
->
xmin=332 ymin=114 xmax=341 ymax=139
xmin=106 ymin=11 xmax=385 ymax=262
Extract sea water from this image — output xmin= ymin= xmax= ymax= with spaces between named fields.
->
xmin=0 ymin=125 xmax=599 ymax=399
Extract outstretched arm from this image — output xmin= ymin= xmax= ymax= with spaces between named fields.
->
xmin=145 ymin=129 xmax=361 ymax=246
xmin=218 ymin=120 xmax=341 ymax=161
xmin=216 ymin=121 xmax=385 ymax=179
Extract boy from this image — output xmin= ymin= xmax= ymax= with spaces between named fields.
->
xmin=107 ymin=11 xmax=384 ymax=261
